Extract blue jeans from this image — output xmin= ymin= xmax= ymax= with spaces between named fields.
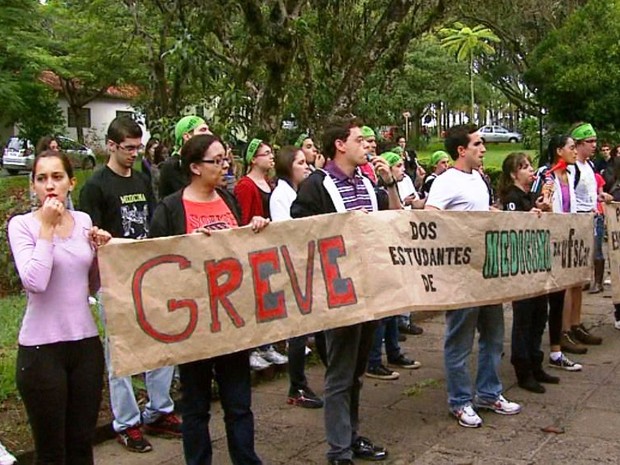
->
xmin=179 ymin=351 xmax=261 ymax=465
xmin=444 ymin=305 xmax=504 ymax=410
xmin=98 ymin=293 xmax=175 ymax=432
xmin=594 ymin=214 xmax=605 ymax=260
xmin=368 ymin=317 xmax=400 ymax=368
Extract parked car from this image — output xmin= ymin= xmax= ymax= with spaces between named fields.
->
xmin=479 ymin=125 xmax=522 ymax=144
xmin=2 ymin=136 xmax=96 ymax=175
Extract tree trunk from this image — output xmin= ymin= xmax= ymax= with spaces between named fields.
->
xmin=469 ymin=52 xmax=475 ymax=124
xmin=69 ymin=105 xmax=85 ymax=144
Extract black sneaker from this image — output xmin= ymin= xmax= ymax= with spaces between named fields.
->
xmin=117 ymin=426 xmax=153 ymax=453
xmin=351 ymin=436 xmax=388 ymax=461
xmin=399 ymin=323 xmax=423 ymax=335
xmin=287 ymin=388 xmax=324 ymax=408
xmin=365 ymin=365 xmax=399 ymax=380
xmin=387 ymin=354 xmax=421 ymax=369
xmin=143 ymin=412 xmax=182 ymax=438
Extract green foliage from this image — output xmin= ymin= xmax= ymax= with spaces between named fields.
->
xmin=12 ymin=81 xmax=64 ymax=144
xmin=518 ymin=117 xmax=541 ymax=150
xmin=0 ymin=184 xmax=30 ymax=297
xmin=526 ymin=0 xmax=620 ymax=128
xmin=0 ymin=295 xmax=24 ymax=400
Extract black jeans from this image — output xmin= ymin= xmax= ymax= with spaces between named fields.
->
xmin=547 ymin=290 xmax=565 ymax=346
xmin=179 ymin=351 xmax=262 ymax=465
xmin=16 ymin=337 xmax=104 ymax=465
xmin=287 ymin=332 xmax=327 ymax=394
xmin=511 ymin=296 xmax=548 ymax=375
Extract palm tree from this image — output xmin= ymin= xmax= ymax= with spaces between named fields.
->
xmin=439 ymin=23 xmax=500 ymax=123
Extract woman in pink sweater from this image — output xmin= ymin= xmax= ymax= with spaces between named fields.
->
xmin=8 ymin=151 xmax=111 ymax=465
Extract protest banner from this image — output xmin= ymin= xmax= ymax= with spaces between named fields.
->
xmin=99 ymin=210 xmax=592 ymax=377
xmin=605 ymin=203 xmax=620 ymax=303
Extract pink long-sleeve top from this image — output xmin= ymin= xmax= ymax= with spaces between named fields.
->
xmin=8 ymin=210 xmax=100 ymax=346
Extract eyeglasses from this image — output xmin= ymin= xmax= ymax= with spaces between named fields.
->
xmin=116 ymin=143 xmax=144 ymax=153
xmin=255 ymin=149 xmax=273 ymax=157
xmin=198 ymin=158 xmax=225 ymax=165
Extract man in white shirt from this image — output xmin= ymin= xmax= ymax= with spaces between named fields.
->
xmin=565 ymin=122 xmax=608 ymax=348
xmin=425 ymin=125 xmax=521 ymax=428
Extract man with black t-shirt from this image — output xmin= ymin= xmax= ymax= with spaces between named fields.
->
xmin=80 ymin=117 xmax=181 ymax=453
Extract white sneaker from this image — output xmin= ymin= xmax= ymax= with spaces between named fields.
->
xmin=614 ymin=319 xmax=620 ymax=331
xmin=452 ymin=404 xmax=482 ymax=428
xmin=249 ymin=350 xmax=271 ymax=371
xmin=475 ymin=394 xmax=521 ymax=415
xmin=0 ymin=441 xmax=16 ymax=465
xmin=259 ymin=346 xmax=288 ymax=365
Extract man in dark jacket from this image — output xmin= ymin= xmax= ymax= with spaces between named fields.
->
xmin=291 ymin=117 xmax=401 ymax=465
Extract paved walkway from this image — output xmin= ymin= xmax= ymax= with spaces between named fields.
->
xmin=93 ymin=289 xmax=620 ymax=464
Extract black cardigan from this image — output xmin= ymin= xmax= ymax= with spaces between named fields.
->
xmin=149 ymin=187 xmax=242 ymax=238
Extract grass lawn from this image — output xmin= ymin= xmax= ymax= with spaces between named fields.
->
xmin=416 ymin=141 xmax=537 ymax=170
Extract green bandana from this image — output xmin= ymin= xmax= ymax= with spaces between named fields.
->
xmin=245 ymin=138 xmax=263 ymax=164
xmin=430 ymin=150 xmax=449 ymax=167
xmin=174 ymin=115 xmax=206 ymax=149
xmin=392 ymin=146 xmax=404 ymax=155
xmin=294 ymin=133 xmax=310 ymax=148
xmin=570 ymin=123 xmax=596 ymax=141
xmin=361 ymin=126 xmax=375 ymax=139
xmin=381 ymin=151 xmax=401 ymax=167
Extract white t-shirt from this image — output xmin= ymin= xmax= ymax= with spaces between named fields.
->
xmin=425 ymin=167 xmax=490 ymax=211
xmin=397 ymin=174 xmax=417 ymax=202
xmin=572 ymin=160 xmax=597 ymax=212
xmin=269 ymin=179 xmax=297 ymax=221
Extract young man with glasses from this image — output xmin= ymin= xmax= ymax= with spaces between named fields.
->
xmin=425 ymin=125 xmax=521 ymax=428
xmin=80 ymin=116 xmax=181 ymax=452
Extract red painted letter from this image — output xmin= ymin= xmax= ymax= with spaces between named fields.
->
xmin=318 ymin=236 xmax=357 ymax=308
xmin=248 ymin=248 xmax=287 ymax=322
xmin=281 ymin=242 xmax=314 ymax=315
xmin=132 ymin=254 xmax=198 ymax=343
xmin=204 ymin=258 xmax=245 ymax=333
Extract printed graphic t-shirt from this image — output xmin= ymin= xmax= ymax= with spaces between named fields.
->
xmin=80 ymin=166 xmax=155 ymax=239
xmin=183 ymin=196 xmax=239 ymax=233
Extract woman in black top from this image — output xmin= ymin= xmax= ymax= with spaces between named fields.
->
xmin=498 ymin=152 xmax=559 ymax=393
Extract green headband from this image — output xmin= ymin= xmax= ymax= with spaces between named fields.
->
xmin=430 ymin=150 xmax=449 ymax=166
xmin=245 ymin=138 xmax=263 ymax=164
xmin=570 ymin=123 xmax=596 ymax=141
xmin=381 ymin=151 xmax=401 ymax=167
xmin=294 ymin=133 xmax=310 ymax=148
xmin=361 ymin=126 xmax=375 ymax=139
xmin=392 ymin=146 xmax=404 ymax=155
xmin=175 ymin=115 xmax=206 ymax=149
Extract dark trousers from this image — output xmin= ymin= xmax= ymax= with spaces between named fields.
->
xmin=368 ymin=317 xmax=400 ymax=368
xmin=324 ymin=322 xmax=376 ymax=461
xmin=179 ymin=351 xmax=262 ymax=465
xmin=287 ymin=332 xmax=327 ymax=394
xmin=615 ymin=303 xmax=620 ymax=321
xmin=511 ymin=296 xmax=548 ymax=376
xmin=548 ymin=290 xmax=565 ymax=346
xmin=16 ymin=337 xmax=104 ymax=465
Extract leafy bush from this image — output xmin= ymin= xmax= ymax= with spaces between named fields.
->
xmin=0 ymin=186 xmax=31 ymax=297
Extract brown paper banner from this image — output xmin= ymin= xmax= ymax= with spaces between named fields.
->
xmin=605 ymin=203 xmax=620 ymax=303
xmin=99 ymin=210 xmax=592 ymax=377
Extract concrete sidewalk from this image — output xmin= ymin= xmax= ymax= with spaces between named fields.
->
xmin=93 ymin=289 xmax=620 ymax=464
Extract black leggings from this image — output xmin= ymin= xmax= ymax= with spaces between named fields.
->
xmin=547 ymin=290 xmax=565 ymax=347
xmin=16 ymin=337 xmax=104 ymax=465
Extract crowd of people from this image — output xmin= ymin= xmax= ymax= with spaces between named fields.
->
xmin=1 ymin=114 xmax=615 ymax=465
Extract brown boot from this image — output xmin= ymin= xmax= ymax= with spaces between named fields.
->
xmin=571 ymin=324 xmax=603 ymax=345
xmin=560 ymin=331 xmax=588 ymax=354
xmin=588 ymin=259 xmax=605 ymax=294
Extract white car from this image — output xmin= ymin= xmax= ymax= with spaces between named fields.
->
xmin=2 ymin=136 xmax=96 ymax=175
xmin=479 ymin=125 xmax=522 ymax=144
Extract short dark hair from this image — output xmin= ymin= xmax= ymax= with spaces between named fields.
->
xmin=181 ymin=134 xmax=224 ymax=178
xmin=107 ymin=116 xmax=142 ymax=144
xmin=444 ymin=124 xmax=478 ymax=160
xmin=274 ymin=146 xmax=302 ymax=182
xmin=32 ymin=150 xmax=74 ymax=180
xmin=36 ymin=136 xmax=57 ymax=155
xmin=322 ymin=116 xmax=364 ymax=160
